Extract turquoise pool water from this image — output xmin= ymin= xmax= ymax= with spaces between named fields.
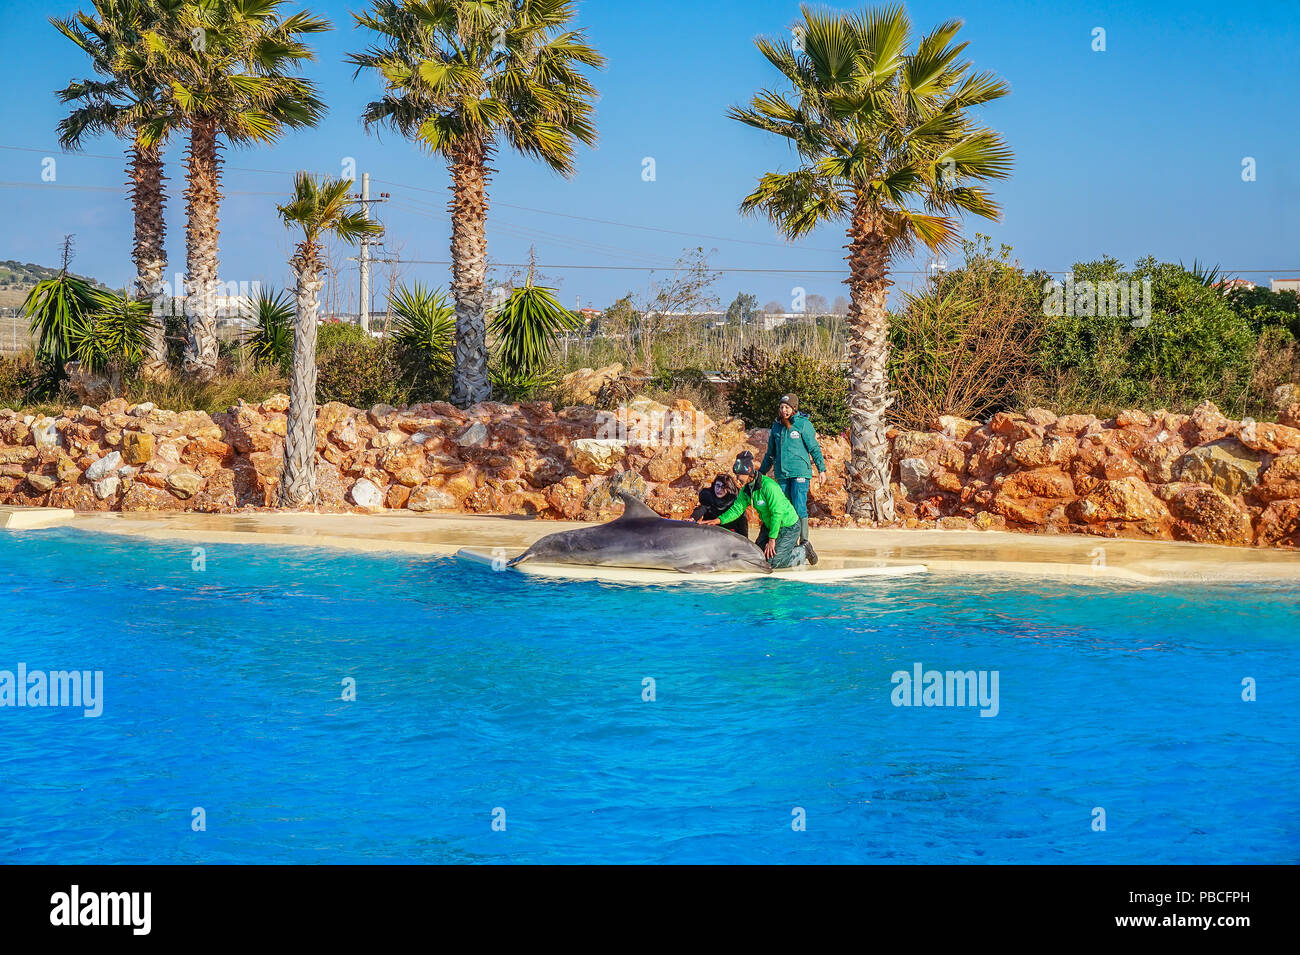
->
xmin=1 ymin=528 xmax=1296 ymax=864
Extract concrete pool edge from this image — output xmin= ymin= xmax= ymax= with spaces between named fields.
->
xmin=4 ymin=506 xmax=1295 ymax=584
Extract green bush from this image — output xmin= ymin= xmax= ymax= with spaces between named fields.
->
xmin=316 ymin=331 xmax=412 ymax=408
xmin=726 ymin=345 xmax=848 ymax=433
xmin=1035 ymin=256 xmax=1258 ymax=415
xmin=490 ymin=283 xmax=579 ymax=376
xmin=317 ymin=320 xmax=371 ymax=352
xmin=1226 ymin=285 xmax=1300 ymax=339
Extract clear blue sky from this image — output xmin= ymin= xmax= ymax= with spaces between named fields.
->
xmin=1 ymin=0 xmax=1297 ymax=312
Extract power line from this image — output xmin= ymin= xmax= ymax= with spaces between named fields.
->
xmin=0 ymin=142 xmax=843 ymax=253
xmin=0 ymin=180 xmax=281 ymax=196
xmin=371 ymin=176 xmax=845 ymax=253
xmin=4 ymin=145 xmax=1300 ymax=275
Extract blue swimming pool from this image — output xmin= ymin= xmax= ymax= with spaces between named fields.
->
xmin=1 ymin=527 xmax=1296 ymax=864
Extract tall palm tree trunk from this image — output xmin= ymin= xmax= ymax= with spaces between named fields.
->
xmin=129 ymin=140 xmax=169 ymax=373
xmin=280 ymin=256 xmax=323 ymax=506
xmin=845 ymin=201 xmax=897 ymax=523
xmin=448 ymin=138 xmax=491 ymax=407
xmin=183 ymin=120 xmax=222 ymax=380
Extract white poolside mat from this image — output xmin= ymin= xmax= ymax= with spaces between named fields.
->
xmin=456 ymin=548 xmax=926 ymax=584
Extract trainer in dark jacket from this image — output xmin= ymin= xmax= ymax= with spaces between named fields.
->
xmin=690 ymin=473 xmax=748 ymax=537
xmin=758 ymin=393 xmax=826 ymax=544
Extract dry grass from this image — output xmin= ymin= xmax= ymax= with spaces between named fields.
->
xmin=122 ymin=365 xmax=289 ymax=415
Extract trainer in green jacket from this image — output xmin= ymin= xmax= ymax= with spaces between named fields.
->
xmin=703 ymin=451 xmax=817 ymax=568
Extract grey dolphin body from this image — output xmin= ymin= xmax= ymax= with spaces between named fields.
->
xmin=508 ymin=492 xmax=772 ymax=574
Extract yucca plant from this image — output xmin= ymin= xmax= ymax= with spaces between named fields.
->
xmin=1182 ymin=259 xmax=1223 ymax=288
xmin=76 ymin=289 xmax=155 ymax=373
xmin=390 ymin=281 xmax=455 ymax=376
xmin=23 ymin=273 xmax=101 ymax=369
xmin=491 ymin=282 xmax=579 ymax=377
xmin=489 ymin=364 xmax=561 ymax=403
xmin=246 ymin=286 xmax=295 ymax=369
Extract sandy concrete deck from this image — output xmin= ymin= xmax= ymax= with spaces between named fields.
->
xmin=2 ymin=505 xmax=1291 ymax=583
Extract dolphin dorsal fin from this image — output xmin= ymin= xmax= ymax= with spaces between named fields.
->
xmin=615 ymin=492 xmax=660 ymax=521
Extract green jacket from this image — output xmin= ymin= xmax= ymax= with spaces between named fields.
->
xmin=716 ymin=474 xmax=800 ymax=537
xmin=760 ymin=412 xmax=826 ymax=480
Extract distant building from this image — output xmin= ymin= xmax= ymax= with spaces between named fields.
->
xmin=1271 ymin=278 xmax=1300 ymax=294
xmin=577 ymin=307 xmax=602 ymax=324
xmin=1213 ymin=278 xmax=1256 ymax=293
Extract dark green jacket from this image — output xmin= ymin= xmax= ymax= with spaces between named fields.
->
xmin=760 ymin=412 xmax=826 ymax=480
xmin=716 ymin=474 xmax=800 ymax=537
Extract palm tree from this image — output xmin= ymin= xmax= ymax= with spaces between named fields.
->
xmin=350 ymin=0 xmax=604 ymax=407
xmin=154 ymin=0 xmax=328 ymax=381
xmin=731 ymin=5 xmax=1012 ymax=522
xmin=276 ymin=174 xmax=381 ymax=507
xmin=52 ymin=0 xmax=179 ymax=374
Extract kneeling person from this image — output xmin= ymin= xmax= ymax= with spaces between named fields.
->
xmin=702 ymin=451 xmax=816 ymax=568
xmin=691 ymin=473 xmax=749 ymax=537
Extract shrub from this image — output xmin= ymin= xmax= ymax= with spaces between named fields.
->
xmin=726 ymin=345 xmax=848 ymax=433
xmin=316 ymin=334 xmax=411 ymax=408
xmin=317 ymin=320 xmax=371 ymax=352
xmin=23 ymin=272 xmax=100 ymax=370
xmin=74 ymin=292 xmax=154 ymax=374
xmin=1226 ymin=285 xmax=1300 ymax=338
xmin=489 ymin=363 xmax=560 ymax=403
xmin=1034 ymin=256 xmax=1258 ymax=415
xmin=888 ymin=236 xmax=1046 ymax=429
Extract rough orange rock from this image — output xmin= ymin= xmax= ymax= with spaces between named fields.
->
xmin=1165 ymin=485 xmax=1254 ymax=546
xmin=1072 ymin=477 xmax=1169 ymax=524
xmin=1254 ymin=499 xmax=1300 ymax=547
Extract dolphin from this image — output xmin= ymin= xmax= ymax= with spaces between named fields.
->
xmin=508 ymin=492 xmax=772 ymax=574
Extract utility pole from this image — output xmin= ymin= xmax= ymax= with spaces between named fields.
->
xmin=348 ymin=173 xmax=389 ymax=333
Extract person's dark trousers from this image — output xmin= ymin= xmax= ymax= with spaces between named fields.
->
xmin=756 ymin=522 xmax=807 ymax=569
xmin=769 ymin=522 xmax=806 ymax=569
xmin=780 ymin=476 xmax=810 ymax=542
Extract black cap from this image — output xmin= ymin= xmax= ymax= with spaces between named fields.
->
xmin=732 ymin=450 xmax=755 ymax=475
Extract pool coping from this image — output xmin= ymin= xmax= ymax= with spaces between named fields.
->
xmin=5 ymin=505 xmax=1296 ymax=584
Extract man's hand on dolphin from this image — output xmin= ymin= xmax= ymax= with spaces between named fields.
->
xmin=700 ymin=518 xmax=721 ymax=526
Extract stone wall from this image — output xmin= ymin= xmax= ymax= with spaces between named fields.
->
xmin=1 ymin=392 xmax=1298 ymax=548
